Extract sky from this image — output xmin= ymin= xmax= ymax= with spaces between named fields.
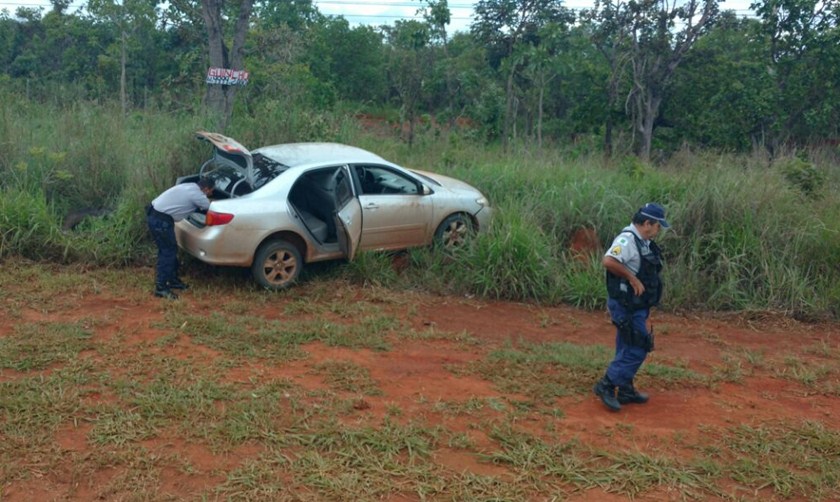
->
xmin=313 ymin=0 xmax=756 ymax=34
xmin=1 ymin=0 xmax=757 ymax=34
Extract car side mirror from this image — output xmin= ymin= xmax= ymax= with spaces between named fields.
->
xmin=421 ymin=185 xmax=432 ymax=195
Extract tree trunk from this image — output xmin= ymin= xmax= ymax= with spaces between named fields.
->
xmin=639 ymin=91 xmax=661 ymax=161
xmin=537 ymin=82 xmax=544 ymax=149
xmin=630 ymin=59 xmax=663 ymax=162
xmin=120 ymin=30 xmax=126 ymax=116
xmin=200 ymin=0 xmax=253 ymax=132
xmin=503 ymin=67 xmax=516 ymax=149
xmin=604 ymin=62 xmax=622 ymax=158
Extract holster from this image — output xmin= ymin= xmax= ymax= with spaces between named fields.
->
xmin=613 ymin=318 xmax=654 ymax=352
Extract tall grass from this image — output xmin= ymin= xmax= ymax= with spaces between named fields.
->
xmin=2 ymin=91 xmax=839 ymax=317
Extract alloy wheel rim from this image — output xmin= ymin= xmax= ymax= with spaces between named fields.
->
xmin=264 ymin=250 xmax=297 ymax=284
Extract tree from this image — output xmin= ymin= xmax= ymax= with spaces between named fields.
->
xmin=665 ymin=13 xmax=775 ymax=151
xmin=471 ymin=0 xmax=574 ymax=147
xmin=752 ymin=0 xmax=840 ymax=151
xmin=199 ymin=0 xmax=254 ymax=131
xmin=88 ymin=0 xmax=159 ymax=114
xmin=253 ymin=0 xmax=319 ymax=32
xmin=305 ymin=17 xmax=386 ymax=103
xmin=3 ymin=3 xmax=113 ymax=100
xmin=580 ymin=0 xmax=633 ymax=156
xmin=434 ymin=32 xmax=500 ymax=138
xmin=384 ymin=19 xmax=433 ymax=146
xmin=584 ymin=0 xmax=720 ymax=160
xmin=419 ymin=0 xmax=460 ymax=128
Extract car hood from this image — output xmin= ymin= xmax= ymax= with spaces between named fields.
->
xmin=196 ymin=131 xmax=255 ymax=185
xmin=414 ymin=169 xmax=482 ymax=194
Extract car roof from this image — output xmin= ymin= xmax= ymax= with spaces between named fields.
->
xmin=254 ymin=143 xmax=389 ymax=168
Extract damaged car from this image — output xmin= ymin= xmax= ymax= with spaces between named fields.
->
xmin=174 ymin=132 xmax=493 ymax=289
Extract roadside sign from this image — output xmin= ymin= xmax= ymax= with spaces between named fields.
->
xmin=206 ymin=67 xmax=249 ymax=86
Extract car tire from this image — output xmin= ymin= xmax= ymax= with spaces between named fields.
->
xmin=252 ymin=239 xmax=303 ymax=289
xmin=434 ymin=213 xmax=472 ymax=250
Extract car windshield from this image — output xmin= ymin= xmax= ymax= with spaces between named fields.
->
xmin=252 ymin=153 xmax=289 ymax=189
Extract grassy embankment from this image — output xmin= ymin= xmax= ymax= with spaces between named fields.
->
xmin=2 ymin=94 xmax=840 ymax=318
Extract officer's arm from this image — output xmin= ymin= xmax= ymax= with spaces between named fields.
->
xmin=603 ymin=256 xmax=645 ymax=296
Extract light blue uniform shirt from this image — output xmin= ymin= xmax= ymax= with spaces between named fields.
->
xmin=604 ymin=224 xmax=651 ymax=275
xmin=151 ymin=183 xmax=211 ymax=222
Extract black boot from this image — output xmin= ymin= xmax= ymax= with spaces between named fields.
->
xmin=154 ymin=286 xmax=178 ymax=300
xmin=168 ymin=278 xmax=190 ymax=290
xmin=593 ymin=375 xmax=621 ymax=412
xmin=617 ymin=382 xmax=649 ymax=404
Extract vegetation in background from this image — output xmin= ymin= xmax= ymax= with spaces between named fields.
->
xmin=1 ymin=0 xmax=839 ymax=317
xmin=1 ymin=0 xmax=838 ymax=156
xmin=1 ymin=94 xmax=839 ymax=318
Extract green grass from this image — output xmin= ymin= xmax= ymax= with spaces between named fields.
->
xmin=313 ymin=360 xmax=383 ymax=396
xmin=4 ymin=98 xmax=840 ymax=317
xmin=0 ymin=367 xmax=91 ymax=441
xmin=775 ymin=355 xmax=833 ymax=389
xmin=2 ymin=262 xmax=840 ymax=500
xmin=0 ymin=321 xmax=94 ymax=371
xmin=465 ymin=340 xmax=705 ymax=403
xmin=719 ymin=421 xmax=840 ymax=498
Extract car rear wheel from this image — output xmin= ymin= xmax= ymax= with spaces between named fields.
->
xmin=434 ymin=213 xmax=472 ymax=249
xmin=252 ymin=239 xmax=303 ymax=289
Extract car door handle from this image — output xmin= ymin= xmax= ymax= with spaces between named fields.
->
xmin=364 ymin=203 xmax=379 ymax=210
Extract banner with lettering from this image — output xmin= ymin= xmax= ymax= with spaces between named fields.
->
xmin=206 ymin=67 xmax=249 ymax=86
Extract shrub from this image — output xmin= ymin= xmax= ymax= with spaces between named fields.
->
xmin=0 ymin=189 xmax=64 ymax=260
xmin=778 ymin=157 xmax=825 ymax=198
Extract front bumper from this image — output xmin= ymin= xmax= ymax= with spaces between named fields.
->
xmin=474 ymin=206 xmax=493 ymax=232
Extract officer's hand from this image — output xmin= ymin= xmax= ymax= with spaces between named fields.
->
xmin=630 ymin=277 xmax=645 ymax=296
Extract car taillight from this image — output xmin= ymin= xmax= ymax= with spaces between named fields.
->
xmin=205 ymin=210 xmax=234 ymax=226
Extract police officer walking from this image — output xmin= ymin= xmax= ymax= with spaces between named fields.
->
xmin=146 ymin=178 xmax=214 ymax=299
xmin=594 ymin=203 xmax=669 ymax=411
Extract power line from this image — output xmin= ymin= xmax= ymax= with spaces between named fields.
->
xmin=316 ymin=0 xmax=475 ymax=7
xmin=0 ymin=1 xmax=85 ymax=6
xmin=339 ymin=13 xmax=471 ymax=20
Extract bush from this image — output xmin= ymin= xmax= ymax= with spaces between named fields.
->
xmin=0 ymin=189 xmax=65 ymax=260
xmin=778 ymin=156 xmax=826 ymax=198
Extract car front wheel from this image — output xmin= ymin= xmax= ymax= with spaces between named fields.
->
xmin=252 ymin=239 xmax=303 ymax=289
xmin=434 ymin=213 xmax=472 ymax=249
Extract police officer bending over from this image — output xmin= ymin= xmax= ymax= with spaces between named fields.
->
xmin=594 ymin=203 xmax=669 ymax=412
xmin=146 ymin=178 xmax=213 ymax=299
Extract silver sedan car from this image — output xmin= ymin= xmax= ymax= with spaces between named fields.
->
xmin=174 ymin=132 xmax=493 ymax=289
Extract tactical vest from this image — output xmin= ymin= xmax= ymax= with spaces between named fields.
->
xmin=606 ymin=231 xmax=663 ymax=310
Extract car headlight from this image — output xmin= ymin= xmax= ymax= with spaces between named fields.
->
xmin=475 ymin=197 xmax=488 ymax=207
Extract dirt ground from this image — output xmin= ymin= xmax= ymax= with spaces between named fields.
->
xmin=1 ymin=262 xmax=839 ymax=501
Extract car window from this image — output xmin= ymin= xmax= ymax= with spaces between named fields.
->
xmin=216 ymin=148 xmax=247 ymax=170
xmin=252 ymin=153 xmax=288 ymax=189
xmin=202 ymin=163 xmax=244 ymax=194
xmin=353 ymin=165 xmax=420 ymax=195
xmin=334 ymin=167 xmax=354 ymax=208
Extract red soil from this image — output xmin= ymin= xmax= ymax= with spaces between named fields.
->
xmin=1 ymin=265 xmax=839 ymax=500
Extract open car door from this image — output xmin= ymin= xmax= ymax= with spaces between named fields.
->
xmin=332 ymin=167 xmax=362 ymax=260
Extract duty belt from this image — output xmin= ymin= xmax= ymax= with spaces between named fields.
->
xmin=146 ymin=204 xmax=174 ymax=223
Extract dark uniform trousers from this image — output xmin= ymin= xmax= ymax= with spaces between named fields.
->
xmin=146 ymin=205 xmax=178 ymax=289
xmin=605 ymin=298 xmax=651 ymax=387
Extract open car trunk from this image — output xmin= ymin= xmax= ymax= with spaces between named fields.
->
xmin=179 ymin=132 xmax=288 ymax=200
